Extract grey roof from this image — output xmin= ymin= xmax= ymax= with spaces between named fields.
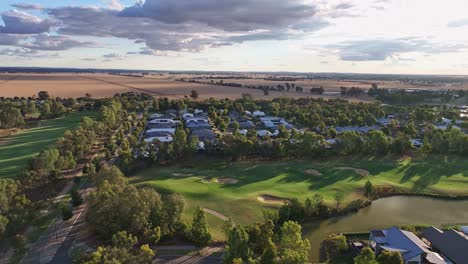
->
xmin=423 ymin=226 xmax=468 ymax=264
xmin=371 ymin=227 xmax=429 ymax=262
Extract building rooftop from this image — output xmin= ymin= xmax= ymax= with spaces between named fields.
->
xmin=423 ymin=226 xmax=468 ymax=264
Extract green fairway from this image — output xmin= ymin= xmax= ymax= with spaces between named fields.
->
xmin=0 ymin=111 xmax=94 ymax=179
xmin=130 ymin=156 xmax=468 ymax=240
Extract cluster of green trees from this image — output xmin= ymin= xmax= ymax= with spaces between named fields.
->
xmin=340 ymin=87 xmax=365 ymax=97
xmin=223 ymin=219 xmax=310 ymax=264
xmin=81 ymin=165 xmax=214 ymax=262
xmin=368 ymin=86 xmax=467 ymax=105
xmin=354 ymin=247 xmax=403 ymax=264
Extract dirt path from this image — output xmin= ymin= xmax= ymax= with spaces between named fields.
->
xmin=203 ymin=208 xmax=229 ymax=221
xmin=336 ymin=167 xmax=369 ymax=176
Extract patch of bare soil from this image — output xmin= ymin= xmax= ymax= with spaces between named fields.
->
xmin=303 ymin=169 xmax=322 ymax=176
xmin=203 ymin=208 xmax=229 ymax=221
xmin=216 ymin=178 xmax=239 ymax=184
xmin=336 ymin=167 xmax=369 ymax=177
xmin=173 ymin=173 xmax=194 ymax=177
xmin=257 ymin=195 xmax=288 ymax=204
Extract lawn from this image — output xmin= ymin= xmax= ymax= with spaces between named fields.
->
xmin=0 ymin=111 xmax=95 ymax=179
xmin=130 ymin=156 xmax=468 ymax=240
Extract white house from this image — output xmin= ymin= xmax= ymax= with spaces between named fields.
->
xmin=244 ymin=110 xmax=252 ymax=116
xmin=253 ymin=110 xmax=266 ymax=117
xmin=194 ymin=109 xmax=204 ymax=115
xmin=146 ymin=128 xmax=176 ymax=134
xmin=150 ymin=113 xmax=164 ymax=119
xmin=149 ymin=118 xmax=177 ymax=124
xmin=238 ymin=129 xmax=248 ymax=136
xmin=182 ymin=113 xmax=194 ymax=119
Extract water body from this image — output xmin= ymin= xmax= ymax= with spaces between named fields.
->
xmin=304 ymin=196 xmax=468 ymax=263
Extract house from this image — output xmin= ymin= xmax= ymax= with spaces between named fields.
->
xmin=461 ymin=226 xmax=468 ymax=235
xmin=410 ymin=139 xmax=424 ymax=148
xmin=144 ymin=136 xmax=173 ymax=143
xmin=257 ymin=130 xmax=279 ymax=138
xmin=244 ymin=110 xmax=252 ymax=116
xmin=238 ymin=129 xmax=248 ymax=136
xmin=182 ymin=113 xmax=194 ymax=120
xmin=370 ymin=227 xmax=449 ymax=264
xmin=150 ymin=113 xmax=164 ymax=119
xmin=190 ymin=128 xmax=216 ymax=141
xmin=149 ymin=118 xmax=177 ymax=125
xmin=422 ymin=226 xmax=468 ymax=264
xmin=228 ymin=110 xmax=240 ymax=120
xmin=253 ymin=110 xmax=266 ymax=117
xmin=194 ymin=109 xmax=204 ymax=115
xmin=237 ymin=120 xmax=256 ymax=129
xmin=146 ymin=128 xmax=176 ymax=135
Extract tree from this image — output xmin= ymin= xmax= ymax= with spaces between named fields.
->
xmin=224 ymin=225 xmax=252 ymax=263
xmin=334 ymin=191 xmax=345 ymax=211
xmin=223 ymin=218 xmax=235 ymax=242
xmin=61 ymin=204 xmax=73 ymax=221
xmin=38 ymin=91 xmax=50 ymax=100
xmin=189 ymin=206 xmax=212 ymax=250
xmin=70 ymin=188 xmax=83 ymax=207
xmin=377 ymin=250 xmax=403 ymax=264
xmin=364 ymin=180 xmax=375 ymax=198
xmin=278 ymin=221 xmax=310 ymax=264
xmin=260 ymin=239 xmax=277 ymax=264
xmin=173 ymin=126 xmax=187 ymax=159
xmin=322 ymin=234 xmax=348 ymax=260
xmin=190 ymin=90 xmax=199 ymax=100
xmin=354 ymin=247 xmax=378 ymax=264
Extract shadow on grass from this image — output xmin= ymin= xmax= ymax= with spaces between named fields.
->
xmin=399 ymin=156 xmax=468 ymax=192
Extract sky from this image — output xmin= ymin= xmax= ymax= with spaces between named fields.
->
xmin=1 ymin=0 xmax=468 ymax=74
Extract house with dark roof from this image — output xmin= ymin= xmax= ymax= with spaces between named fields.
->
xmin=370 ymin=227 xmax=449 ymax=264
xmin=422 ymin=226 xmax=468 ymax=264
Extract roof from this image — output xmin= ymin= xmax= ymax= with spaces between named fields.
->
xmin=423 ymin=226 xmax=468 ymax=264
xmin=371 ymin=227 xmax=430 ymax=262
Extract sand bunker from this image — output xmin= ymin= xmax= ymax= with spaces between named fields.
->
xmin=257 ymin=195 xmax=289 ymax=204
xmin=173 ymin=173 xmax=194 ymax=177
xmin=216 ymin=178 xmax=239 ymax=184
xmin=303 ymin=169 xmax=322 ymax=176
xmin=203 ymin=208 xmax=229 ymax=221
xmin=336 ymin=167 xmax=369 ymax=177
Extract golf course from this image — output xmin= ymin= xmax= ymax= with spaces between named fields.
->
xmin=0 ymin=111 xmax=93 ymax=179
xmin=130 ymin=155 xmax=468 ymax=240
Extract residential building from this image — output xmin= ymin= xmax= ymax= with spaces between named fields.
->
xmin=423 ymin=226 xmax=468 ymax=264
xmin=370 ymin=227 xmax=449 ymax=264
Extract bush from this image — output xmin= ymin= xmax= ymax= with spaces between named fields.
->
xmin=70 ymin=188 xmax=83 ymax=207
xmin=61 ymin=204 xmax=73 ymax=221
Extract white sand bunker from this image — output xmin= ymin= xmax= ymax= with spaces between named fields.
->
xmin=216 ymin=178 xmax=239 ymax=184
xmin=336 ymin=167 xmax=369 ymax=177
xmin=173 ymin=173 xmax=194 ymax=177
xmin=203 ymin=208 xmax=229 ymax=221
xmin=257 ymin=195 xmax=288 ymax=204
xmin=303 ymin=169 xmax=322 ymax=176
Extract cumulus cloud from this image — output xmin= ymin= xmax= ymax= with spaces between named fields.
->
xmin=46 ymin=0 xmax=336 ymax=53
xmin=330 ymin=38 xmax=466 ymax=61
xmin=119 ymin=0 xmax=317 ymax=32
xmin=11 ymin=3 xmax=44 ymax=10
xmin=0 ymin=10 xmax=55 ymax=34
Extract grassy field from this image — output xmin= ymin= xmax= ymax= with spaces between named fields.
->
xmin=0 ymin=111 xmax=94 ymax=179
xmin=130 ymin=156 xmax=468 ymax=240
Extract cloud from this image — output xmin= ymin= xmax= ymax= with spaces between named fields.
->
xmin=0 ymin=47 xmax=59 ymax=58
xmin=330 ymin=38 xmax=466 ymax=61
xmin=46 ymin=0 xmax=336 ymax=54
xmin=103 ymin=0 xmax=123 ymax=10
xmin=447 ymin=18 xmax=468 ymax=28
xmin=119 ymin=0 xmax=317 ymax=32
xmin=23 ymin=34 xmax=96 ymax=50
xmin=0 ymin=10 xmax=56 ymax=34
xmin=0 ymin=33 xmax=24 ymax=45
xmin=11 ymin=3 xmax=44 ymax=10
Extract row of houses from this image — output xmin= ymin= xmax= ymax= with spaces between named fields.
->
xmin=370 ymin=226 xmax=468 ymax=264
xmin=144 ymin=111 xmax=180 ymax=143
xmin=183 ymin=110 xmax=216 ymax=143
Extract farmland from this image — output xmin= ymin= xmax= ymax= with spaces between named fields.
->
xmin=0 ymin=111 xmax=93 ymax=179
xmin=130 ymin=155 xmax=468 ymax=240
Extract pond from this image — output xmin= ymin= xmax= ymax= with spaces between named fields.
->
xmin=303 ymin=196 xmax=468 ymax=263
